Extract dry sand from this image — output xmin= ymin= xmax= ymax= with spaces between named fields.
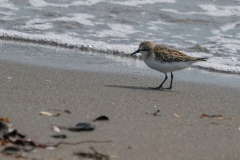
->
xmin=0 ymin=60 xmax=240 ymax=160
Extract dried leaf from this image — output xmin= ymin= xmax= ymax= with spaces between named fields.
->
xmin=55 ymin=112 xmax=62 ymax=117
xmin=200 ymin=113 xmax=234 ymax=120
xmin=0 ymin=117 xmax=9 ymax=123
xmin=201 ymin=113 xmax=222 ymax=118
xmin=93 ymin=116 xmax=109 ymax=122
xmin=63 ymin=110 xmax=71 ymax=114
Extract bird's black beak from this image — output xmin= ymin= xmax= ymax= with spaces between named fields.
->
xmin=130 ymin=49 xmax=140 ymax=56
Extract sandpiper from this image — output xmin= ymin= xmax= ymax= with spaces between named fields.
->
xmin=131 ymin=41 xmax=208 ymax=89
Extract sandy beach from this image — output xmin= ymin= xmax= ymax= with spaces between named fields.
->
xmin=0 ymin=59 xmax=240 ymax=160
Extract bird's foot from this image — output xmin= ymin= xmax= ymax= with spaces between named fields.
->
xmin=163 ymin=87 xmax=172 ymax=90
xmin=149 ymin=86 xmax=164 ymax=90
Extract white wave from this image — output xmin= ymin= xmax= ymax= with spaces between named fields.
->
xmin=199 ymin=5 xmax=240 ymax=17
xmin=0 ymin=0 xmax=18 ymax=10
xmin=0 ymin=29 xmax=134 ymax=54
xmin=94 ymin=24 xmax=139 ymax=38
xmin=220 ymin=23 xmax=239 ymax=32
xmin=111 ymin=0 xmax=176 ymax=6
xmin=28 ymin=0 xmax=105 ymax=7
xmin=160 ymin=5 xmax=240 ymax=17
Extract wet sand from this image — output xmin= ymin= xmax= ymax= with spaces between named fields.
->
xmin=0 ymin=60 xmax=240 ymax=160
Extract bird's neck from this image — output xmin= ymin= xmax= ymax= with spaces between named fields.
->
xmin=142 ymin=51 xmax=153 ymax=61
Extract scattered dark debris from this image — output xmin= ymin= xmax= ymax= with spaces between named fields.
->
xmin=93 ymin=116 xmax=109 ymax=122
xmin=3 ymin=129 xmax=62 ymax=148
xmin=145 ymin=109 xmax=160 ymax=116
xmin=200 ymin=113 xmax=235 ymax=120
xmin=51 ymin=134 xmax=67 ymax=139
xmin=2 ymin=128 xmax=110 ymax=149
xmin=0 ymin=117 xmax=111 ymax=155
xmin=74 ymin=146 xmax=109 ymax=160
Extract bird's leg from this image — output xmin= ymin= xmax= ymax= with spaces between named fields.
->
xmin=164 ymin=72 xmax=173 ymax=89
xmin=149 ymin=73 xmax=168 ymax=90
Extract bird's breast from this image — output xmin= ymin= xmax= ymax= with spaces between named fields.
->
xmin=144 ymin=58 xmax=194 ymax=73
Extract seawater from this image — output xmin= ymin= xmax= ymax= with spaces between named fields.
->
xmin=0 ymin=0 xmax=239 ymax=74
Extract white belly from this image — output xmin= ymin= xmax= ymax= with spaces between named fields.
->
xmin=144 ymin=59 xmax=195 ymax=73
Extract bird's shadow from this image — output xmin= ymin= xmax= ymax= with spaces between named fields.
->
xmin=105 ymin=85 xmax=179 ymax=93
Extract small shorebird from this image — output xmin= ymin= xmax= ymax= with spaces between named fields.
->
xmin=131 ymin=41 xmax=208 ymax=89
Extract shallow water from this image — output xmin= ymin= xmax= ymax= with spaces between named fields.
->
xmin=0 ymin=0 xmax=240 ymax=74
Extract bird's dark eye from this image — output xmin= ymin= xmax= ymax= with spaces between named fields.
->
xmin=141 ymin=49 xmax=147 ymax=51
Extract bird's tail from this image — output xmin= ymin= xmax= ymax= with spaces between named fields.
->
xmin=197 ymin=57 xmax=208 ymax=61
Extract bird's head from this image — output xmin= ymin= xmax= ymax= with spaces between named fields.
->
xmin=131 ymin=41 xmax=155 ymax=56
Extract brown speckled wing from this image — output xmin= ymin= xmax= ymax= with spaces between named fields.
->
xmin=153 ymin=47 xmax=200 ymax=62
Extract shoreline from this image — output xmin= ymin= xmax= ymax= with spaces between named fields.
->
xmin=0 ymin=41 xmax=240 ymax=89
xmin=0 ymin=59 xmax=240 ymax=159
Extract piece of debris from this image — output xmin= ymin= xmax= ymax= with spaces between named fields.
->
xmin=74 ymin=146 xmax=109 ymax=160
xmin=48 ymin=109 xmax=72 ymax=114
xmin=51 ymin=134 xmax=67 ymax=139
xmin=68 ymin=123 xmax=96 ymax=132
xmin=145 ymin=109 xmax=160 ymax=116
xmin=0 ymin=117 xmax=10 ymax=123
xmin=200 ymin=113 xmax=222 ymax=118
xmin=0 ymin=121 xmax=9 ymax=138
xmin=200 ymin=113 xmax=234 ymax=120
xmin=0 ymin=117 xmax=110 ymax=151
xmin=40 ymin=110 xmax=69 ymax=117
xmin=40 ymin=111 xmax=54 ymax=116
xmin=1 ymin=146 xmax=27 ymax=159
xmin=173 ymin=113 xmax=180 ymax=118
xmin=210 ymin=122 xmax=219 ymax=125
xmin=2 ymin=146 xmax=21 ymax=154
xmin=93 ymin=116 xmax=109 ymax=122
xmin=153 ymin=110 xmax=160 ymax=116
xmin=54 ymin=123 xmax=96 ymax=132
xmin=2 ymin=129 xmax=110 ymax=149
xmin=52 ymin=125 xmax=61 ymax=133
